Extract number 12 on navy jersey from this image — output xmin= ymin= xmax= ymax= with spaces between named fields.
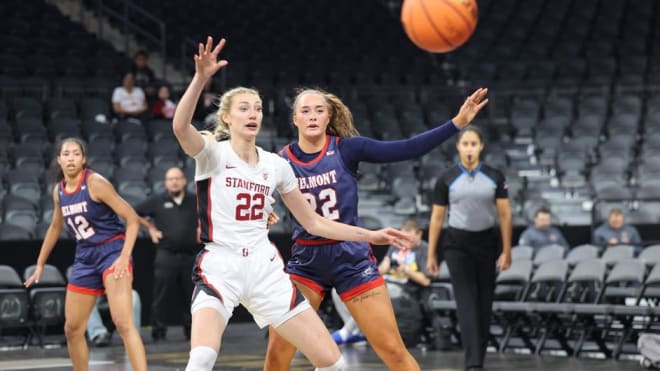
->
xmin=66 ymin=215 xmax=96 ymax=240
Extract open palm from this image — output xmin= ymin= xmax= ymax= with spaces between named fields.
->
xmin=453 ymin=87 xmax=489 ymax=128
xmin=195 ymin=36 xmax=228 ymax=79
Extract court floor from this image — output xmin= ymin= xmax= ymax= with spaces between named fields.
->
xmin=0 ymin=323 xmax=643 ymax=370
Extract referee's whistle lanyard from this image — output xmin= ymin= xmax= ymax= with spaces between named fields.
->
xmin=457 ymin=161 xmax=482 ymax=181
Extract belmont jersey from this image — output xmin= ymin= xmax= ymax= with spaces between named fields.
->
xmin=58 ymin=169 xmax=125 ymax=247
xmin=194 ymin=136 xmax=297 ymax=249
xmin=281 ymin=135 xmax=360 ymax=242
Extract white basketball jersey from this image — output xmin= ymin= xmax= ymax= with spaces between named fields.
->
xmin=193 ymin=136 xmax=297 ymax=250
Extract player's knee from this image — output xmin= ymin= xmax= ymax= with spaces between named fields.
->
xmin=314 ymin=355 xmax=346 ymax=371
xmin=372 ymin=337 xmax=409 ymax=364
xmin=185 ymin=346 xmax=218 ymax=371
xmin=64 ymin=319 xmax=85 ymax=339
xmin=111 ymin=316 xmax=134 ymax=337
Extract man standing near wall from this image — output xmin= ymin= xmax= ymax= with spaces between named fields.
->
xmin=136 ymin=167 xmax=201 ymax=341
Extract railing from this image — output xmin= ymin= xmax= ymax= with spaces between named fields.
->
xmin=94 ymin=0 xmax=167 ymax=79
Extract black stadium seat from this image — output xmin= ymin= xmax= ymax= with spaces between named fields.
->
xmin=22 ymin=264 xmax=66 ymax=347
xmin=0 ymin=265 xmax=30 ymax=344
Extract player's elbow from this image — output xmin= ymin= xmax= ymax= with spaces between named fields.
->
xmin=172 ymin=121 xmax=187 ymax=139
xmin=124 ymin=212 xmax=140 ymax=229
xmin=50 ymin=216 xmax=64 ymax=230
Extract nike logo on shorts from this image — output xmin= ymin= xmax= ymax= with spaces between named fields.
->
xmin=270 ymin=254 xmax=276 ymax=262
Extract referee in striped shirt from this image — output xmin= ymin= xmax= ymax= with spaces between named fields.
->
xmin=427 ymin=127 xmax=512 ymax=371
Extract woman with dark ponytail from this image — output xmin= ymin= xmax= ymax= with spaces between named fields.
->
xmin=25 ymin=138 xmax=147 ymax=371
xmin=427 ymin=127 xmax=512 ymax=371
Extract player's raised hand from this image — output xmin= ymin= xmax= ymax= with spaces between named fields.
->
xmin=24 ymin=264 xmax=44 ymax=288
xmin=195 ymin=36 xmax=228 ymax=79
xmin=369 ymin=227 xmax=415 ymax=248
xmin=452 ymin=87 xmax=489 ymax=128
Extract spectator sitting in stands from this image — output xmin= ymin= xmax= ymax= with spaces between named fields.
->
xmin=112 ymin=72 xmax=148 ymax=124
xmin=518 ymin=207 xmax=569 ymax=252
xmin=593 ymin=208 xmax=642 ymax=251
xmin=151 ymin=85 xmax=176 ymax=119
xmin=131 ymin=50 xmax=156 ymax=98
xmin=378 ymin=219 xmax=431 ymax=289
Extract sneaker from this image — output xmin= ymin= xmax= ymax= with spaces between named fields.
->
xmin=344 ymin=333 xmax=366 ymax=344
xmin=92 ymin=332 xmax=112 ymax=347
xmin=331 ymin=330 xmax=346 ymax=345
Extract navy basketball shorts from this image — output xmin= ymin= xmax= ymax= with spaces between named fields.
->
xmin=286 ymin=240 xmax=384 ymax=301
xmin=67 ymin=238 xmax=131 ymax=295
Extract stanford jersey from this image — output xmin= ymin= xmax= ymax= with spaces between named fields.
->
xmin=281 ymin=135 xmax=360 ymax=242
xmin=194 ymin=137 xmax=297 ymax=249
xmin=58 ymin=169 xmax=124 ymax=247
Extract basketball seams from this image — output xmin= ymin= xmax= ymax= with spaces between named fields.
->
xmin=401 ymin=0 xmax=477 ymax=53
xmin=441 ymin=0 xmax=477 ymax=34
xmin=419 ymin=0 xmax=455 ymax=50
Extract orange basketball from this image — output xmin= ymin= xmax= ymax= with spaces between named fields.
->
xmin=401 ymin=0 xmax=478 ymax=53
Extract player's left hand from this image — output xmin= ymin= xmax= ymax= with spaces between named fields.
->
xmin=452 ymin=87 xmax=489 ymax=128
xmin=496 ymin=251 xmax=512 ymax=272
xmin=370 ymin=228 xmax=415 ymax=248
xmin=267 ymin=212 xmax=280 ymax=227
xmin=109 ymin=256 xmax=131 ymax=280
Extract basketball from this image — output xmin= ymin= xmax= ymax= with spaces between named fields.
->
xmin=401 ymin=0 xmax=478 ymax=53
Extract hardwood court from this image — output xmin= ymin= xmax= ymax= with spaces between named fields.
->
xmin=0 ymin=323 xmax=642 ymax=371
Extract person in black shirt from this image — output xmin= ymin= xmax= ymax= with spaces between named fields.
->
xmin=136 ymin=167 xmax=201 ymax=341
xmin=427 ymin=127 xmax=512 ymax=371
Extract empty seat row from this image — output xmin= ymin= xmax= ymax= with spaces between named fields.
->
xmin=0 ymin=264 xmax=66 ymax=347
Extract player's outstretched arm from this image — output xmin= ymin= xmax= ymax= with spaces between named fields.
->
xmin=345 ymin=88 xmax=489 ymax=164
xmin=280 ymin=188 xmax=412 ymax=247
xmin=173 ymin=36 xmax=228 ymax=157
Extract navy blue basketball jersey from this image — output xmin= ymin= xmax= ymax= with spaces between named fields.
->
xmin=281 ymin=136 xmax=360 ymax=242
xmin=58 ymin=169 xmax=125 ymax=247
